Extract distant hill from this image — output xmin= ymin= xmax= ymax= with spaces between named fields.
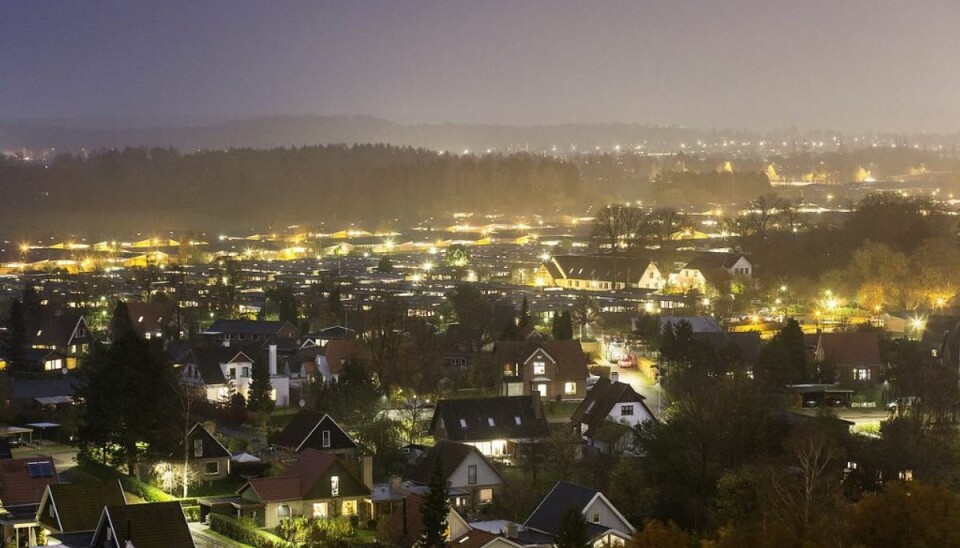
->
xmin=0 ymin=115 xmax=741 ymax=154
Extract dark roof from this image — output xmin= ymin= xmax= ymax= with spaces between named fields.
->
xmin=25 ymin=312 xmax=85 ymax=349
xmin=806 ymin=332 xmax=882 ymax=366
xmin=45 ymin=481 xmax=126 ymax=533
xmin=569 ymin=378 xmax=648 ymax=431
xmin=492 ymin=340 xmax=589 ymax=381
xmin=96 ymin=501 xmax=194 ymax=548
xmin=304 ymin=325 xmax=355 ymax=340
xmin=170 ymin=423 xmax=231 ymax=460
xmin=692 ymin=331 xmax=762 ymax=364
xmin=524 ymin=481 xmax=599 ymax=535
xmin=545 ymin=255 xmax=657 ymax=284
xmin=273 ymin=410 xmax=357 ymax=452
xmin=10 ymin=377 xmax=81 ymax=400
xmin=683 ymin=252 xmax=748 ymax=272
xmin=0 ymin=439 xmax=11 ymax=460
xmin=241 ymin=449 xmax=370 ymax=502
xmin=186 ymin=346 xmax=256 ymax=385
xmin=206 ymin=319 xmax=297 ymax=337
xmin=407 ymin=440 xmax=502 ymax=485
xmin=123 ymin=302 xmax=176 ymax=336
xmin=0 ymin=456 xmax=59 ymax=506
xmin=431 ymin=395 xmax=549 ymax=442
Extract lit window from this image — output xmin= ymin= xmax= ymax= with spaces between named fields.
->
xmin=341 ymin=500 xmax=357 ymax=515
xmin=855 ymin=368 xmax=871 ymax=381
xmin=313 ymin=502 xmax=328 ymax=518
xmin=621 ymin=405 xmax=634 ymax=416
xmin=533 ymin=361 xmax=546 ymax=375
xmin=564 ymin=382 xmax=577 ymax=395
xmin=487 ymin=417 xmax=495 ymax=426
xmin=514 ymin=416 xmax=521 ymax=425
xmin=322 ymin=430 xmax=331 ymax=448
xmin=479 ymin=488 xmax=493 ymax=504
xmin=331 ymin=476 xmax=340 ymax=496
xmin=459 ymin=419 xmax=468 ymax=428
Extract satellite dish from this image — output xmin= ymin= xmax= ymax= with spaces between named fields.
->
xmin=299 ymin=399 xmax=306 ymax=408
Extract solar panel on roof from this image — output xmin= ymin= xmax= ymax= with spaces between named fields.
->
xmin=26 ymin=461 xmax=53 ymax=477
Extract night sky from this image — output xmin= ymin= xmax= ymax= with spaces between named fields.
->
xmin=2 ymin=0 xmax=959 ymax=131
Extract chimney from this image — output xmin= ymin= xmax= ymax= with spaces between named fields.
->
xmin=610 ymin=371 xmax=620 ymax=384
xmin=362 ymin=455 xmax=374 ymax=490
xmin=506 ymin=523 xmax=518 ymax=539
xmin=389 ymin=475 xmax=402 ymax=493
xmin=268 ymin=344 xmax=277 ymax=376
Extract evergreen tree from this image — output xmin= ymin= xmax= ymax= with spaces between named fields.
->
xmin=4 ymin=299 xmax=28 ymax=375
xmin=418 ymin=456 xmax=450 ymax=547
xmin=555 ymin=508 xmax=588 ymax=548
xmin=247 ymin=359 xmax=275 ymax=413
xmin=552 ymin=310 xmax=574 ymax=340
xmin=111 ymin=301 xmax=136 ymax=341
xmin=377 ymin=256 xmax=395 ymax=273
xmin=516 ymin=296 xmax=532 ymax=338
xmin=756 ymin=318 xmax=808 ymax=386
xmin=328 ymin=287 xmax=346 ymax=325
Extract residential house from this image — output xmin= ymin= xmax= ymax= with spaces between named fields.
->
xmin=316 ymin=339 xmax=369 ymax=385
xmin=537 ymin=255 xmax=663 ymax=291
xmin=524 ymin=481 xmax=633 ymax=547
xmin=273 ymin=410 xmax=358 ymax=458
xmin=430 ymin=395 xmax=549 ymax=458
xmin=36 ymin=481 xmax=126 ymax=544
xmin=383 ymin=493 xmax=473 ymax=547
xmin=202 ymin=319 xmax=300 ymax=344
xmin=672 ymin=252 xmax=753 ymax=293
xmin=494 ymin=340 xmax=590 ymax=400
xmin=24 ymin=311 xmax=92 ymax=370
xmin=569 ymin=376 xmax=656 ymax=455
xmin=121 ymin=302 xmax=181 ymax=341
xmin=407 ymin=440 xmax=505 ymax=508
xmin=90 ymin=501 xmax=194 ymax=548
xmin=300 ymin=325 xmax=356 ymax=349
xmin=167 ymin=423 xmax=232 ymax=481
xmin=234 ymin=449 xmax=371 ymax=529
xmin=0 ymin=456 xmax=59 ymax=547
xmin=805 ymin=331 xmax=883 ymax=383
xmin=178 ymin=345 xmax=291 ymax=407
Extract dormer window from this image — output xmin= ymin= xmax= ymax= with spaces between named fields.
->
xmin=487 ymin=418 xmax=495 ymax=426
xmin=459 ymin=419 xmax=468 ymax=428
xmin=514 ymin=416 xmax=522 ymax=425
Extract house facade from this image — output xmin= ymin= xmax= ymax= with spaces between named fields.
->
xmin=408 ymin=441 xmax=505 ymax=507
xmin=672 ymin=252 xmax=752 ymax=293
xmin=537 ymin=255 xmax=663 ymax=291
xmin=430 ymin=395 xmax=549 ymax=458
xmin=494 ymin=341 xmax=589 ymax=401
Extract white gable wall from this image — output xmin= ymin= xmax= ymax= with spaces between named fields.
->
xmin=449 ymin=451 xmax=503 ymax=490
xmin=582 ymin=496 xmax=632 ymax=536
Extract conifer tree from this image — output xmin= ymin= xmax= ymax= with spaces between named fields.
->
xmin=418 ymin=456 xmax=450 ymax=547
xmin=247 ymin=358 xmax=274 ymax=413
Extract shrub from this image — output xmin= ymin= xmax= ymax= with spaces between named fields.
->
xmin=209 ymin=514 xmax=292 ymax=548
xmin=349 ymin=515 xmax=360 ymax=529
xmin=182 ymin=505 xmax=200 ymax=523
xmin=366 ymin=519 xmax=377 ymax=530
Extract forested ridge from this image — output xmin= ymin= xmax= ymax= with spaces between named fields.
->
xmin=0 ymin=144 xmax=584 ymax=229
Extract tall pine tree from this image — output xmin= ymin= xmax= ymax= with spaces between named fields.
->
xmin=247 ymin=358 xmax=274 ymax=413
xmin=418 ymin=456 xmax=450 ymax=547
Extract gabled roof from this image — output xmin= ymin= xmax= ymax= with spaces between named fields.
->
xmin=492 ymin=340 xmax=589 ymax=381
xmin=683 ymin=252 xmax=749 ymax=272
xmin=304 ymin=325 xmax=355 ymax=341
xmin=569 ymin=378 xmax=649 ymax=430
xmin=39 ymin=481 xmax=125 ymax=533
xmin=806 ymin=332 xmax=882 ymax=366
xmin=524 ymin=481 xmax=632 ymax=538
xmin=94 ymin=501 xmax=194 ymax=548
xmin=273 ymin=410 xmax=358 ymax=452
xmin=0 ymin=455 xmax=59 ymax=506
xmin=24 ymin=312 xmax=86 ymax=349
xmin=123 ymin=302 xmax=176 ymax=336
xmin=205 ymin=319 xmax=298 ymax=337
xmin=187 ymin=346 xmax=257 ymax=385
xmin=407 ymin=440 xmax=504 ymax=485
xmin=431 ymin=395 xmax=549 ymax=442
xmin=545 ymin=255 xmax=657 ymax=284
xmin=240 ymin=449 xmax=370 ymax=503
xmin=170 ymin=423 xmax=231 ymax=460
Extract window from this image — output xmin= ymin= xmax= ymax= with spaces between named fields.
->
xmin=621 ymin=405 xmax=635 ymax=416
xmin=459 ymin=419 xmax=468 ymax=428
xmin=322 ymin=430 xmax=331 ymax=448
xmin=241 ymin=367 xmax=250 ymax=377
xmin=536 ymin=384 xmax=548 ymax=398
xmin=49 ymin=503 xmax=55 ymax=518
xmin=592 ymin=512 xmax=600 ymax=523
xmin=487 ymin=417 xmax=495 ymax=427
xmin=331 ymin=476 xmax=340 ymax=496
xmin=564 ymin=382 xmax=577 ymax=395
xmin=278 ymin=505 xmax=291 ymax=518
xmin=45 ymin=359 xmax=62 ymax=371
xmin=468 ymin=464 xmax=478 ymax=485
xmin=855 ymin=368 xmax=871 ymax=381
xmin=194 ymin=439 xmax=204 ymax=457
xmin=205 ymin=461 xmax=219 ymax=475
xmin=514 ymin=416 xmax=522 ymax=425
xmin=479 ymin=488 xmax=493 ymax=504
xmin=341 ymin=500 xmax=357 ymax=516
xmin=312 ymin=502 xmax=328 ymax=518
xmin=533 ymin=361 xmax=546 ymax=375
xmin=228 ymin=368 xmax=236 ymax=379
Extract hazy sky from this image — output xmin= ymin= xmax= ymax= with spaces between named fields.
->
xmin=2 ymin=0 xmax=959 ymax=132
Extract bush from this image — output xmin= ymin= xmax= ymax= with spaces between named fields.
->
xmin=349 ymin=515 xmax=360 ymax=529
xmin=79 ymin=459 xmax=173 ymax=502
xmin=366 ymin=519 xmax=377 ymax=530
xmin=209 ymin=514 xmax=293 ymax=548
xmin=276 ymin=516 xmax=354 ymax=547
xmin=182 ymin=505 xmax=200 ymax=523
